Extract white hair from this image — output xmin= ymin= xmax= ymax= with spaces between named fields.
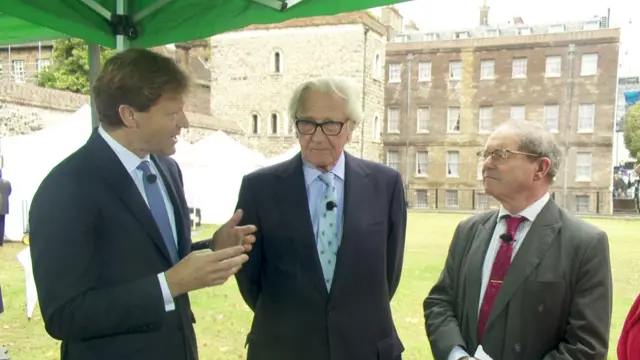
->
xmin=287 ymin=76 xmax=363 ymax=126
xmin=497 ymin=119 xmax=564 ymax=182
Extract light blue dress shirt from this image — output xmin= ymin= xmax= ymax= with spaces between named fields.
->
xmin=302 ymin=151 xmax=345 ymax=245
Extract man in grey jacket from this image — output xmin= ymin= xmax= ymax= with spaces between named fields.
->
xmin=0 ymin=170 xmax=11 ymax=246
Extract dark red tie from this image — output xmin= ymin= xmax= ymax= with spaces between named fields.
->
xmin=477 ymin=215 xmax=526 ymax=342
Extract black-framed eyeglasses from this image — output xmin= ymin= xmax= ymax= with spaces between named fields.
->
xmin=477 ymin=148 xmax=540 ymax=164
xmin=295 ymin=119 xmax=347 ymax=136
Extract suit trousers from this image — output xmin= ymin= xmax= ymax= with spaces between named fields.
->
xmin=0 ymin=215 xmax=5 ymax=246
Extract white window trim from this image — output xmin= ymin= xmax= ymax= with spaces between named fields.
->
xmin=387 ymin=107 xmax=400 ymax=133
xmin=545 ymin=56 xmax=562 ymax=78
xmin=512 ymin=58 xmax=527 ymax=79
xmin=577 ymin=104 xmax=595 ymax=133
xmin=580 ymin=53 xmax=598 ymax=77
xmin=480 ymin=60 xmax=495 ymax=80
xmin=544 ymin=105 xmax=560 ymax=133
xmin=388 ymin=63 xmax=401 ymax=83
xmin=415 ymin=150 xmax=428 ymax=177
xmin=446 ymin=151 xmax=460 ymax=178
xmin=416 ymin=106 xmax=430 ymax=133
xmin=478 ymin=106 xmax=493 ymax=134
xmin=449 ymin=61 xmax=462 ymax=81
xmin=418 ymin=61 xmax=431 ymax=82
xmin=575 ymin=152 xmax=592 ymax=182
xmin=447 ymin=107 xmax=461 ymax=133
xmin=386 ymin=150 xmax=399 ymax=169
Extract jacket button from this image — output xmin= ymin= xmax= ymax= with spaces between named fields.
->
xmin=538 ymin=304 xmax=544 ymax=312
xmin=514 ymin=343 xmax=521 ymax=352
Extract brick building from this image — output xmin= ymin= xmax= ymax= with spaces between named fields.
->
xmin=209 ymin=11 xmax=389 ymax=160
xmin=0 ymin=41 xmax=53 ymax=84
xmin=384 ymin=12 xmax=620 ymax=214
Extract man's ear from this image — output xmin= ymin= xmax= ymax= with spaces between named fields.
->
xmin=118 ymin=105 xmax=138 ymax=129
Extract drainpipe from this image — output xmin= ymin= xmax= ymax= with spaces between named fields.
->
xmin=360 ymin=27 xmax=370 ymax=159
xmin=405 ymin=53 xmax=414 ymax=191
xmin=562 ymin=44 xmax=575 ymax=209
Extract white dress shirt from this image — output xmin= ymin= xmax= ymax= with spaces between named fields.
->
xmin=449 ymin=193 xmax=551 ymax=360
xmin=98 ymin=127 xmax=178 ymax=312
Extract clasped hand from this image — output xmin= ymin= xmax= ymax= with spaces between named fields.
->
xmin=165 ymin=209 xmax=257 ymax=297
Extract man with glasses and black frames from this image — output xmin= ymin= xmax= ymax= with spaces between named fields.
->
xmin=233 ymin=76 xmax=407 ymax=360
xmin=424 ymin=120 xmax=612 ymax=360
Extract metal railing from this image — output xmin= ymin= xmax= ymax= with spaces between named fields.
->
xmin=404 ymin=187 xmax=620 ymax=215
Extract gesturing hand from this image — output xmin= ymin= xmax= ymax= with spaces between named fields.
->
xmin=165 ymin=246 xmax=248 ymax=297
xmin=211 ymin=209 xmax=257 ymax=252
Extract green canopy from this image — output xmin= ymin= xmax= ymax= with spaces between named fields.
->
xmin=0 ymin=0 xmax=406 ymax=49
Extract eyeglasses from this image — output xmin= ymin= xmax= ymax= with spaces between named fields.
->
xmin=477 ymin=148 xmax=540 ymax=164
xmin=295 ymin=119 xmax=347 ymax=136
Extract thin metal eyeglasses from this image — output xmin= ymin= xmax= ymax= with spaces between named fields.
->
xmin=295 ymin=119 xmax=347 ymax=136
xmin=477 ymin=148 xmax=540 ymax=164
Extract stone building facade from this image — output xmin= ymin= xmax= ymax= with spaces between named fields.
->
xmin=209 ymin=12 xmax=388 ymax=161
xmin=385 ymin=17 xmax=620 ymax=214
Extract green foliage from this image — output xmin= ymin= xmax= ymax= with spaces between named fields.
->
xmin=36 ymin=38 xmax=116 ymax=95
xmin=624 ymin=104 xmax=640 ymax=159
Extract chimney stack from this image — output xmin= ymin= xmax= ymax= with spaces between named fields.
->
xmin=479 ymin=0 xmax=490 ymax=26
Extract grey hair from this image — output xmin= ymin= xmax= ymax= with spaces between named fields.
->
xmin=287 ymin=76 xmax=363 ymax=126
xmin=497 ymin=119 xmax=563 ymax=183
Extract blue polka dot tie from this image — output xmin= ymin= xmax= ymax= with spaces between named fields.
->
xmin=477 ymin=215 xmax=525 ymax=342
xmin=317 ymin=172 xmax=339 ymax=291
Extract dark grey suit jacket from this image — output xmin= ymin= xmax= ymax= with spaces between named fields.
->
xmin=235 ymin=152 xmax=407 ymax=360
xmin=0 ymin=178 xmax=11 ymax=215
xmin=424 ymin=199 xmax=612 ymax=360
xmin=29 ymin=131 xmax=211 ymax=360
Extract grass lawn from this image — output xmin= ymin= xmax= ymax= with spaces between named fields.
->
xmin=0 ymin=212 xmax=638 ymax=359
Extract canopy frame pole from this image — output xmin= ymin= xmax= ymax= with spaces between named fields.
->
xmin=88 ymin=44 xmax=101 ymax=128
xmin=251 ymin=0 xmax=305 ymax=11
xmin=77 ymin=0 xmax=112 ymax=20
xmin=134 ymin=0 xmax=174 ymax=22
xmin=115 ymin=0 xmax=130 ymax=51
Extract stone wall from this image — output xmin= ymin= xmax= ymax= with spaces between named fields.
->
xmin=0 ymin=81 xmax=241 ymax=141
xmin=210 ymin=18 xmax=387 ymax=161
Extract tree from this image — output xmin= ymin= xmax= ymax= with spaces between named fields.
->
xmin=624 ymin=104 xmax=640 ymax=159
xmin=36 ymin=38 xmax=116 ymax=95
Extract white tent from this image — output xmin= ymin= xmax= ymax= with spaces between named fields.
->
xmin=1 ymin=105 xmax=93 ymax=241
xmin=181 ymin=131 xmax=265 ymax=224
xmin=263 ymin=145 xmax=300 ymax=166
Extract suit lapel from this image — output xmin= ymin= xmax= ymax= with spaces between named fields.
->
xmin=152 ymin=156 xmax=190 ymax=259
xmin=330 ymin=153 xmax=371 ymax=302
xmin=86 ymin=131 xmax=173 ymax=264
xmin=276 ymin=154 xmax=328 ymax=301
xmin=486 ymin=200 xmax=562 ymax=327
xmin=463 ymin=211 xmax=498 ymax=346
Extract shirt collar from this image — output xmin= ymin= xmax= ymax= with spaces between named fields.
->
xmin=497 ymin=192 xmax=550 ymax=222
xmin=302 ymin=151 xmax=346 ymax=186
xmin=98 ymin=126 xmax=151 ymax=173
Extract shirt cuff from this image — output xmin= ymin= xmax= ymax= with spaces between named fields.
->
xmin=157 ymin=272 xmax=175 ymax=312
xmin=448 ymin=346 xmax=470 ymax=360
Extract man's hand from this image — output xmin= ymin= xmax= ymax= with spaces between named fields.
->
xmin=211 ymin=209 xmax=257 ymax=252
xmin=165 ymin=246 xmax=248 ymax=298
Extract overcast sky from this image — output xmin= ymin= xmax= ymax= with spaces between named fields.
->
xmin=380 ymin=0 xmax=639 ymax=76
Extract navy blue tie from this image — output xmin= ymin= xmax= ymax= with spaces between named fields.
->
xmin=138 ymin=160 xmax=179 ymax=264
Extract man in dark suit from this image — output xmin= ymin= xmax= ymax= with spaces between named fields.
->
xmin=29 ymin=49 xmax=256 ymax=360
xmin=234 ymin=76 xmax=407 ymax=360
xmin=0 ymin=170 xmax=11 ymax=246
xmin=424 ymin=120 xmax=612 ymax=360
